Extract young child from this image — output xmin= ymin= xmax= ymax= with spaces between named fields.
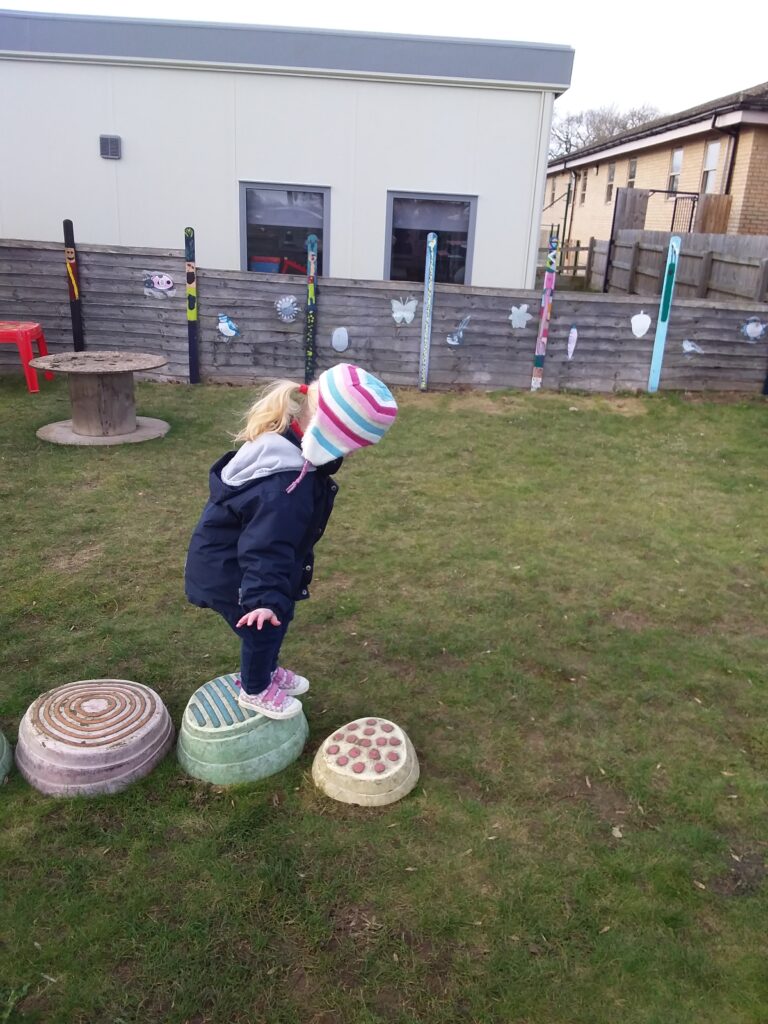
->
xmin=185 ymin=363 xmax=398 ymax=720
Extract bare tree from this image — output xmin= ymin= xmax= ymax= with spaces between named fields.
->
xmin=550 ymin=105 xmax=662 ymax=159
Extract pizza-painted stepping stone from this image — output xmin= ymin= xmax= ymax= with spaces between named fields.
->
xmin=177 ymin=673 xmax=307 ymax=785
xmin=15 ymin=679 xmax=174 ymax=797
xmin=1 ymin=728 xmax=12 ymax=782
xmin=312 ymin=717 xmax=419 ymax=807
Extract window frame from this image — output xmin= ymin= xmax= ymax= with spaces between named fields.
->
xmin=579 ymin=171 xmax=587 ymax=205
xmin=239 ymin=181 xmax=331 ymax=274
xmin=701 ymin=141 xmax=720 ymax=194
xmin=383 ymin=190 xmax=478 ymax=285
xmin=667 ymin=149 xmax=683 ymax=196
xmin=605 ymin=163 xmax=616 ymax=204
xmin=627 ymin=158 xmax=638 ymax=189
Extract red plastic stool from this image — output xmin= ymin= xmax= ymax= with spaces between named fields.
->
xmin=0 ymin=321 xmax=56 ymax=393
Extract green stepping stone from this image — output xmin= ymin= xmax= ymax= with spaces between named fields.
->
xmin=177 ymin=673 xmax=308 ymax=785
xmin=1 ymin=729 xmax=12 ymax=782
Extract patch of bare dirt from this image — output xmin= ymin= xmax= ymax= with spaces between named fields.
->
xmin=326 ymin=902 xmax=385 ymax=953
xmin=708 ymin=850 xmax=766 ymax=897
xmin=50 ymin=542 xmax=104 ymax=573
xmin=609 ymin=609 xmax=655 ymax=632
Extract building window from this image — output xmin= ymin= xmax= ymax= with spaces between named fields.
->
xmin=240 ymin=183 xmax=329 ymax=274
xmin=580 ymin=172 xmax=587 ymax=205
xmin=701 ymin=141 xmax=720 ymax=194
xmin=668 ymin=149 xmax=683 ymax=195
xmin=386 ymin=192 xmax=476 ymax=285
xmin=627 ymin=159 xmax=638 ymax=189
xmin=550 ymin=178 xmax=557 ymax=205
xmin=605 ymin=163 xmax=616 ymax=203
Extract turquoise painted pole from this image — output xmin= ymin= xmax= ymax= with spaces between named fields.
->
xmin=648 ymin=235 xmax=681 ymax=393
xmin=419 ymin=232 xmax=438 ymax=391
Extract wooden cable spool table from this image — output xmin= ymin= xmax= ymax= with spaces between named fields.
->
xmin=28 ymin=351 xmax=170 ymax=445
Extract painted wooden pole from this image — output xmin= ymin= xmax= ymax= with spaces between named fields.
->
xmin=184 ymin=227 xmax=200 ymax=384
xmin=531 ymin=233 xmax=559 ymax=391
xmin=419 ymin=232 xmax=438 ymax=391
xmin=304 ymin=234 xmax=319 ymax=384
xmin=648 ymin=235 xmax=681 ymax=394
xmin=63 ymin=219 xmax=85 ymax=352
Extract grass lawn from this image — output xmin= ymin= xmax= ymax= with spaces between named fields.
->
xmin=1 ymin=376 xmax=767 ymax=1024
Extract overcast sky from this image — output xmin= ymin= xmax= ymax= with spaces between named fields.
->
xmin=3 ymin=0 xmax=767 ymax=116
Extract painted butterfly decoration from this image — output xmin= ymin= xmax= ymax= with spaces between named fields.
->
xmin=391 ymin=297 xmax=418 ymax=326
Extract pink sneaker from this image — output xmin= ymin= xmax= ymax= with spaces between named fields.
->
xmin=273 ymin=666 xmax=310 ymax=696
xmin=237 ymin=678 xmax=303 ymax=720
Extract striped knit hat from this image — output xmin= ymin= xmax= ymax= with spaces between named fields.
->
xmin=302 ymin=364 xmax=398 ymax=466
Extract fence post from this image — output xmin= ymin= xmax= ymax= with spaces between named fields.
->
xmin=585 ymin=237 xmax=595 ymax=288
xmin=627 ymin=241 xmax=641 ymax=295
xmin=697 ymin=250 xmax=714 ymax=299
xmin=754 ymin=258 xmax=768 ymax=302
xmin=63 ymin=219 xmax=85 ymax=352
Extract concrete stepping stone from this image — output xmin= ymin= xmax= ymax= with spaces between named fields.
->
xmin=1 ymin=728 xmax=12 ymax=782
xmin=15 ymin=679 xmax=174 ymax=797
xmin=177 ymin=673 xmax=308 ymax=785
xmin=312 ymin=717 xmax=419 ymax=806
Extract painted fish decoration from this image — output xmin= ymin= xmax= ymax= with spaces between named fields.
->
xmin=447 ymin=316 xmax=471 ymax=347
xmin=143 ymin=272 xmax=176 ymax=298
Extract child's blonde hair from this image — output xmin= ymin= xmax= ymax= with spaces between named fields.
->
xmin=233 ymin=379 xmax=314 ymax=443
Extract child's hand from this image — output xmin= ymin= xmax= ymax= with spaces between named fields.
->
xmin=236 ymin=608 xmax=282 ymax=630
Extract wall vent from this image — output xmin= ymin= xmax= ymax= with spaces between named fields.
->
xmin=99 ymin=135 xmax=122 ymax=160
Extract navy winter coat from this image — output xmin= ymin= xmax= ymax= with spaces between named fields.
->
xmin=185 ymin=430 xmax=341 ymax=618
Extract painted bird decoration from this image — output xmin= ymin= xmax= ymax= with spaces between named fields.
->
xmin=217 ymin=314 xmax=241 ymax=338
xmin=447 ymin=316 xmax=471 ymax=347
xmin=682 ymin=339 xmax=705 ymax=355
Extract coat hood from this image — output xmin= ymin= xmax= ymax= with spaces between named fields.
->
xmin=209 ymin=432 xmax=314 ymax=501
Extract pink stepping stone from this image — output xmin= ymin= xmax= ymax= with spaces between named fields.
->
xmin=381 ymin=724 xmax=394 ymax=733
xmin=376 ymin=737 xmax=387 ymax=747
xmin=363 ymin=728 xmax=376 ymax=736
xmin=389 ymin=737 xmax=402 ymax=747
xmin=374 ymin=763 xmax=387 ymax=774
xmin=327 ymin=744 xmax=340 ymax=755
xmin=366 ymin=719 xmax=378 ymax=726
xmin=349 ymin=747 xmax=361 ymax=758
xmin=352 ymin=762 xmax=365 ymax=774
xmin=337 ymin=756 xmax=349 ymax=766
xmin=15 ymin=679 xmax=173 ymax=797
xmin=387 ymin=751 xmax=400 ymax=762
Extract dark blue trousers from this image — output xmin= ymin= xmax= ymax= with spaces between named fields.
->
xmin=217 ymin=604 xmax=295 ymax=695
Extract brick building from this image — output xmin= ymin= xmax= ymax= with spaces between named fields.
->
xmin=543 ymin=83 xmax=768 ymax=247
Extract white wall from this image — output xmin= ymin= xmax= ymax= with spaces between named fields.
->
xmin=0 ymin=59 xmax=553 ymax=288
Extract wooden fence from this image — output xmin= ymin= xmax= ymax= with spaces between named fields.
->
xmin=589 ymin=230 xmax=768 ymax=303
xmin=1 ymin=238 xmax=767 ymax=394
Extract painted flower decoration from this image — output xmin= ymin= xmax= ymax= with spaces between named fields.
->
xmin=509 ymin=304 xmax=533 ymax=330
xmin=740 ymin=317 xmax=766 ymax=342
xmin=275 ymin=295 xmax=300 ymax=323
